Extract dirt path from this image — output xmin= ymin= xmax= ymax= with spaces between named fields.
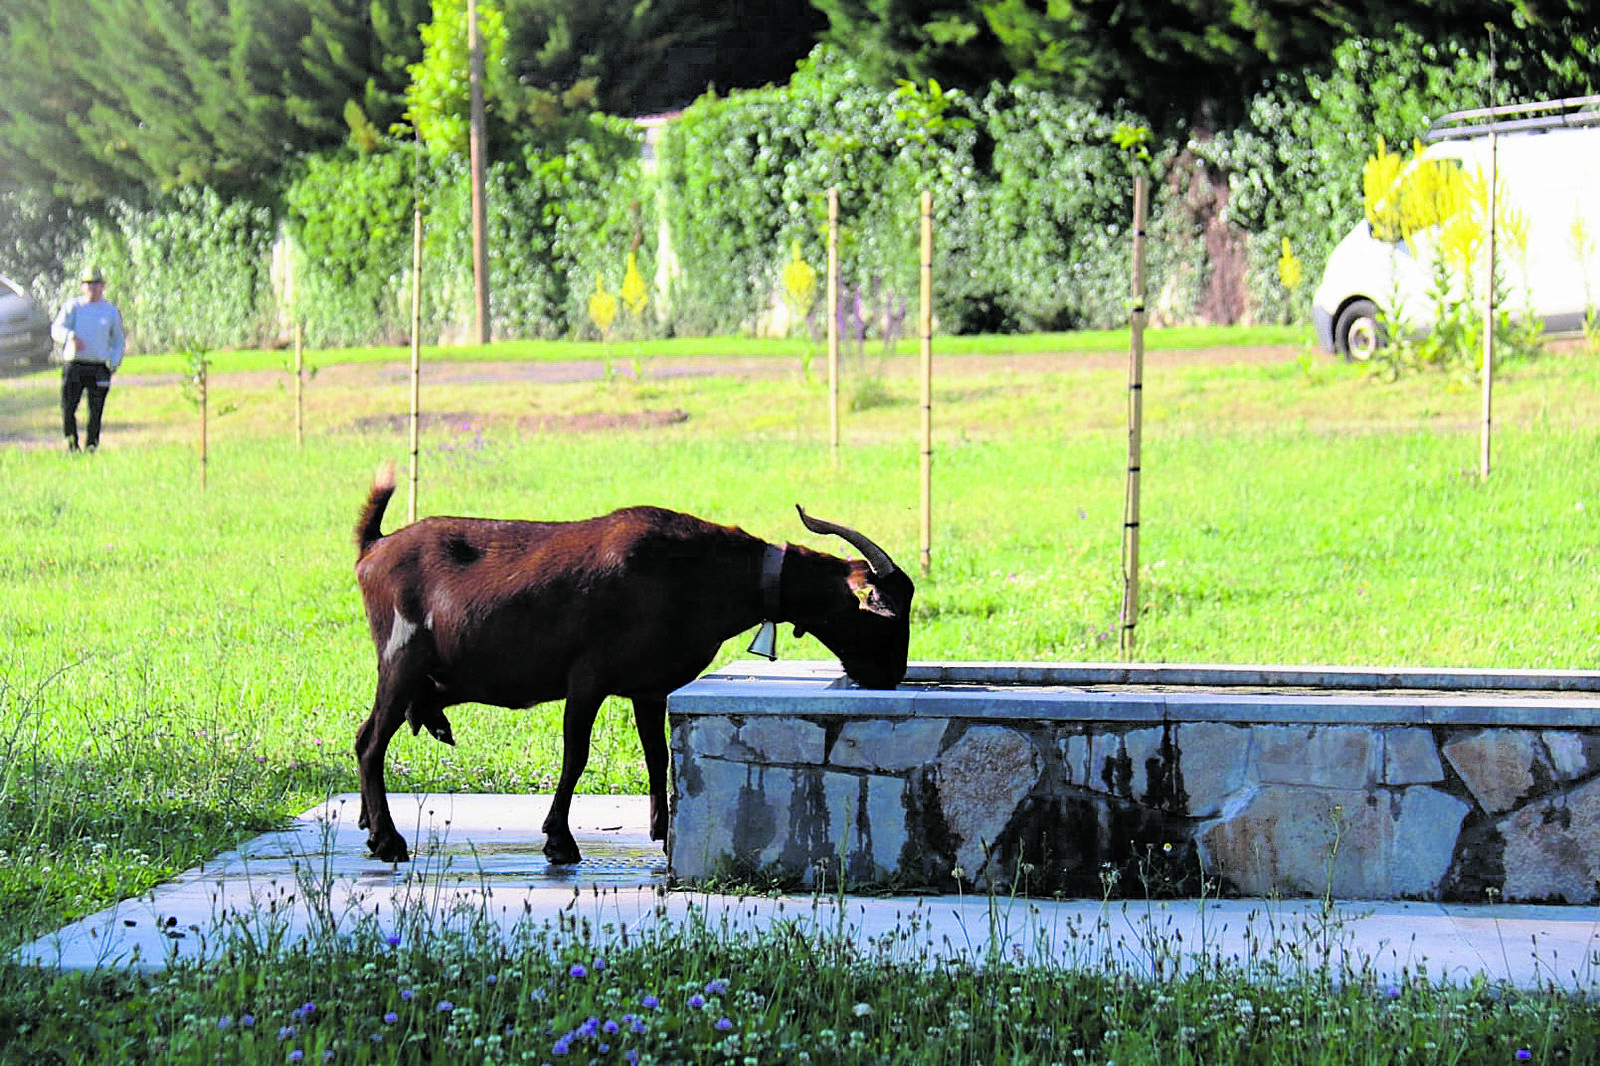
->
xmin=105 ymin=346 xmax=1306 ymax=391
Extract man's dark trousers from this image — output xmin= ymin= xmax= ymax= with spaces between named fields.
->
xmin=62 ymin=361 xmax=111 ymax=449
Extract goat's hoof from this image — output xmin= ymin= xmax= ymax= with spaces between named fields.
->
xmin=542 ymin=838 xmax=582 ymax=865
xmin=650 ymin=825 xmax=667 ymax=842
xmin=368 ymin=836 xmax=411 ymax=864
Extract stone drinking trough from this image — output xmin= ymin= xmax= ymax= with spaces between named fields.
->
xmin=666 ymin=660 xmax=1600 ymax=902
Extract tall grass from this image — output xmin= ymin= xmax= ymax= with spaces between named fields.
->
xmin=3 ymin=874 xmax=1596 ymax=1064
xmin=4 ymin=337 xmax=1600 ymax=1062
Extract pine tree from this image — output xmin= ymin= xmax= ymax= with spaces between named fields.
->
xmin=505 ymin=0 xmax=825 ymax=117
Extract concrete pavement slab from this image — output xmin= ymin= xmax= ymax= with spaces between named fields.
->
xmin=13 ymin=795 xmax=1600 ymax=992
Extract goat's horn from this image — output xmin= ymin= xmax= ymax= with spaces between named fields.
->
xmin=795 ymin=505 xmax=899 ymax=577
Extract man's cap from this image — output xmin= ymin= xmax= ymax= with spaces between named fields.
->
xmin=80 ymin=268 xmax=105 ymax=284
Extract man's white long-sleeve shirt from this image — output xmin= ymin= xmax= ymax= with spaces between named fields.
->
xmin=52 ymin=298 xmax=125 ymax=371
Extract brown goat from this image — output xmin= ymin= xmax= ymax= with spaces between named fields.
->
xmin=352 ymin=461 xmax=914 ymax=864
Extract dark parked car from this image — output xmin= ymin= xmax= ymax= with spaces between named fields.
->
xmin=0 ymin=274 xmax=54 ymax=375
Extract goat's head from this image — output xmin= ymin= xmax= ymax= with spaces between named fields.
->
xmin=792 ymin=506 xmax=914 ymax=690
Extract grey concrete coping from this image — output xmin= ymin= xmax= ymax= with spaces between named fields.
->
xmin=669 ymin=660 xmax=1600 ymax=727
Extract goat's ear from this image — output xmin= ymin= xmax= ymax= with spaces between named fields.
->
xmin=854 ymin=583 xmax=896 ymax=619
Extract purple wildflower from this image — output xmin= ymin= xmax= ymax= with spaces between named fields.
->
xmin=437 ymin=1000 xmax=454 ymax=1013
xmin=704 ymin=979 xmax=728 ymax=996
xmin=1517 ymin=1053 xmax=1533 ymax=1062
xmin=687 ymin=994 xmax=706 ymax=1009
xmin=570 ymin=963 xmax=587 ymax=979
xmin=642 ymin=994 xmax=660 ymax=1010
xmin=715 ymin=1018 xmax=734 ymax=1031
xmin=384 ymin=1012 xmax=399 ymax=1025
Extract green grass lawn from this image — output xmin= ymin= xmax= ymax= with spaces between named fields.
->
xmin=3 ymin=330 xmax=1600 ymax=1062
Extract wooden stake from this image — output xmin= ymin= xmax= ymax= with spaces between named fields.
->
xmin=408 ymin=169 xmax=424 ymax=525
xmin=827 ymin=186 xmax=840 ymax=458
xmin=293 ymin=321 xmax=304 ymax=450
xmin=919 ymin=189 xmax=933 ymax=577
xmin=466 ymin=0 xmax=490 ymax=344
xmin=1480 ymin=37 xmax=1499 ymax=482
xmin=198 ymin=360 xmax=208 ymax=490
xmin=1120 ymin=174 xmax=1149 ymax=661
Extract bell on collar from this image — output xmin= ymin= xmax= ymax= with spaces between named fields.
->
xmin=747 ymin=620 xmax=778 ymax=660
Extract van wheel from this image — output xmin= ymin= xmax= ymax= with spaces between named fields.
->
xmin=1335 ymin=300 xmax=1385 ymax=362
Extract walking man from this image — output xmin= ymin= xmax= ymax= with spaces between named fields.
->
xmin=53 ymin=267 xmax=125 ymax=453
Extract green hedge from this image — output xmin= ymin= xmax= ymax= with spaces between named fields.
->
xmin=659 ymin=50 xmax=1231 ymax=336
xmin=72 ymin=187 xmax=276 ymax=354
xmin=9 ymin=31 xmax=1550 ymax=350
xmin=283 ymin=114 xmax=649 ymax=347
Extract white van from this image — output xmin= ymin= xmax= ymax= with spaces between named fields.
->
xmin=1312 ymin=96 xmax=1600 ymax=360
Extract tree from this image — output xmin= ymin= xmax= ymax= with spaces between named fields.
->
xmin=292 ymin=0 xmax=432 ymax=145
xmin=505 ymin=0 xmax=826 ymax=116
xmin=808 ymin=0 xmax=1007 ymax=90
xmin=814 ymin=0 xmax=1600 ymax=122
xmin=406 ymin=0 xmax=537 ymax=155
xmin=0 ymin=0 xmax=431 ymax=199
xmin=0 ymin=2 xmax=126 ymax=198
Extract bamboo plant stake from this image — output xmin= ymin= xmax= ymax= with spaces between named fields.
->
xmin=293 ymin=321 xmax=304 ymax=450
xmin=198 ymin=359 xmax=208 ymax=490
xmin=1480 ymin=36 xmax=1499 ymax=482
xmin=828 ymin=186 xmax=840 ymax=458
xmin=919 ymin=189 xmax=933 ymax=576
xmin=408 ymin=155 xmax=424 ymax=525
xmin=1120 ymin=174 xmax=1149 ymax=661
xmin=466 ymin=0 xmax=490 ymax=344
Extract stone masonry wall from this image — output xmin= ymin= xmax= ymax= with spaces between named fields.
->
xmin=668 ymin=666 xmax=1600 ymax=902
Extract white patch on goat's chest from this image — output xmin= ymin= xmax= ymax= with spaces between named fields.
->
xmin=384 ymin=608 xmax=419 ymax=661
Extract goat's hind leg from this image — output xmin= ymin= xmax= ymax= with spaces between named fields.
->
xmin=632 ymin=695 xmax=670 ymax=845
xmin=355 ymin=674 xmax=425 ymax=863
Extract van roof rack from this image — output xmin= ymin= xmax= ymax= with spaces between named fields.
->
xmin=1426 ymin=95 xmax=1600 ymax=141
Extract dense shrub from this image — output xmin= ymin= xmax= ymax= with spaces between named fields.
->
xmin=1195 ymin=28 xmax=1503 ymax=324
xmin=285 ymin=114 xmax=648 ymax=346
xmin=71 ymin=187 xmax=276 ymax=353
xmin=14 ymin=30 xmax=1576 ymax=350
xmin=283 ymin=148 xmax=417 ymax=347
xmin=661 ymin=49 xmax=1244 ymax=336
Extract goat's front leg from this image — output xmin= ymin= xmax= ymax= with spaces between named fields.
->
xmin=541 ymin=688 xmax=604 ymax=864
xmin=355 ymin=683 xmax=413 ymax=863
xmin=631 ymin=695 xmax=669 ymax=845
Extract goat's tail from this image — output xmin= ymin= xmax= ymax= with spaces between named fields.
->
xmin=355 ymin=459 xmax=398 ymax=558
